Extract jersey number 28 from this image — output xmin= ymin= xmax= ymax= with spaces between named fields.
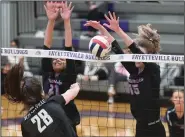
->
xmin=31 ymin=109 xmax=53 ymax=133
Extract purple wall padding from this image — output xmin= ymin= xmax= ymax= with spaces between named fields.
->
xmin=108 ymin=3 xmax=114 ymax=12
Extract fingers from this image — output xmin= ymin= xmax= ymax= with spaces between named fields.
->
xmin=108 ymin=11 xmax=114 ymax=20
xmin=113 ymin=12 xmax=117 ymax=20
xmin=70 ymin=83 xmax=80 ymax=89
xmin=44 ymin=5 xmax=47 ymax=11
xmin=83 ymin=20 xmax=94 ymax=26
xmin=84 ymin=20 xmax=99 ymax=24
xmin=55 ymin=7 xmax=59 ymax=13
xmin=84 ymin=23 xmax=90 ymax=26
xmin=113 ymin=12 xmax=119 ymax=22
xmin=65 ymin=0 xmax=68 ymax=8
xmin=70 ymin=6 xmax=74 ymax=12
xmin=117 ymin=17 xmax=120 ymax=23
xmin=104 ymin=14 xmax=111 ymax=22
xmin=59 ymin=8 xmax=63 ymax=13
xmin=103 ymin=23 xmax=111 ymax=29
xmin=68 ymin=2 xmax=72 ymax=9
xmin=105 ymin=11 xmax=119 ymax=21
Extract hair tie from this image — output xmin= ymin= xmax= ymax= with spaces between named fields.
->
xmin=149 ymin=38 xmax=153 ymax=42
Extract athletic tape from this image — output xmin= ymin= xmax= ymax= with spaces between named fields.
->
xmin=1 ymin=48 xmax=184 ymax=64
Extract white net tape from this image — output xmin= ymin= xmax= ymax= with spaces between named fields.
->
xmin=1 ymin=48 xmax=184 ymax=64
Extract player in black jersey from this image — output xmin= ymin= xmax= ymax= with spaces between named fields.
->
xmin=4 ymin=62 xmax=80 ymax=137
xmin=41 ymin=1 xmax=80 ymax=132
xmin=84 ymin=12 xmax=166 ymax=137
xmin=166 ymin=90 xmax=184 ymax=137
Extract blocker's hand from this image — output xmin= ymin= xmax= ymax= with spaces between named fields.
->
xmin=84 ymin=20 xmax=103 ymax=31
xmin=104 ymin=11 xmax=120 ymax=32
xmin=44 ymin=1 xmax=59 ymax=21
xmin=59 ymin=1 xmax=74 ymax=20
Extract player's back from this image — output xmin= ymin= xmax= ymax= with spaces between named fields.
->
xmin=21 ymin=96 xmax=77 ymax=137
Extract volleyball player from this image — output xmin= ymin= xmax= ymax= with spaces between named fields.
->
xmin=41 ymin=1 xmax=80 ymax=132
xmin=166 ymin=90 xmax=184 ymax=137
xmin=4 ymin=63 xmax=80 ymax=137
xmin=84 ymin=12 xmax=166 ymax=137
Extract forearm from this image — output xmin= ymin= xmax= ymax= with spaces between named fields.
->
xmin=111 ymin=40 xmax=124 ymax=54
xmin=62 ymin=87 xmax=78 ymax=105
xmin=44 ymin=20 xmax=55 ymax=48
xmin=64 ymin=19 xmax=72 ymax=47
xmin=62 ymin=91 xmax=72 ymax=105
xmin=99 ymin=26 xmax=115 ymax=43
xmin=116 ymin=27 xmax=134 ymax=47
xmin=41 ymin=45 xmax=53 ymax=72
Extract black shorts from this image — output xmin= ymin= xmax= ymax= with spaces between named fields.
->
xmin=135 ymin=121 xmax=166 ymax=137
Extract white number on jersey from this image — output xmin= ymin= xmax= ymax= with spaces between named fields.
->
xmin=49 ymin=84 xmax=59 ymax=95
xmin=129 ymin=84 xmax=140 ymax=95
xmin=31 ymin=109 xmax=53 ymax=133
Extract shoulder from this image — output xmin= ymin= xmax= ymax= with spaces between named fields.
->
xmin=46 ymin=95 xmax=66 ymax=106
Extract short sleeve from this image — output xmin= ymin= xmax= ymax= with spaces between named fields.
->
xmin=47 ymin=95 xmax=66 ymax=107
xmin=21 ymin=124 xmax=30 ymax=137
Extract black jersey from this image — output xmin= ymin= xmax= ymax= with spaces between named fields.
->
xmin=21 ymin=95 xmax=77 ymax=137
xmin=41 ymin=45 xmax=80 ymax=126
xmin=112 ymin=40 xmax=161 ymax=123
xmin=166 ymin=107 xmax=184 ymax=137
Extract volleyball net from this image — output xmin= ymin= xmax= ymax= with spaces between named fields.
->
xmin=1 ymin=47 xmax=184 ymax=136
xmin=2 ymin=48 xmax=184 ymax=63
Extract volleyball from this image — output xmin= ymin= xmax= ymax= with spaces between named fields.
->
xmin=89 ymin=35 xmax=111 ymax=58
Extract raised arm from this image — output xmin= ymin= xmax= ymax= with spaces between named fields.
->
xmin=111 ymin=40 xmax=137 ymax=74
xmin=84 ymin=21 xmax=115 ymax=44
xmin=44 ymin=2 xmax=59 ymax=48
xmin=59 ymin=1 xmax=76 ymax=82
xmin=60 ymin=1 xmax=74 ymax=48
xmin=42 ymin=2 xmax=59 ymax=73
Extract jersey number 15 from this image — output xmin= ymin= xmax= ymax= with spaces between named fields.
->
xmin=31 ymin=109 xmax=53 ymax=133
xmin=129 ymin=84 xmax=140 ymax=95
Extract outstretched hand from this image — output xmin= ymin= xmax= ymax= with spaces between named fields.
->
xmin=84 ymin=20 xmax=115 ymax=43
xmin=59 ymin=1 xmax=74 ymax=20
xmin=84 ymin=20 xmax=103 ymax=30
xmin=44 ymin=1 xmax=59 ymax=21
xmin=104 ymin=11 xmax=120 ymax=32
